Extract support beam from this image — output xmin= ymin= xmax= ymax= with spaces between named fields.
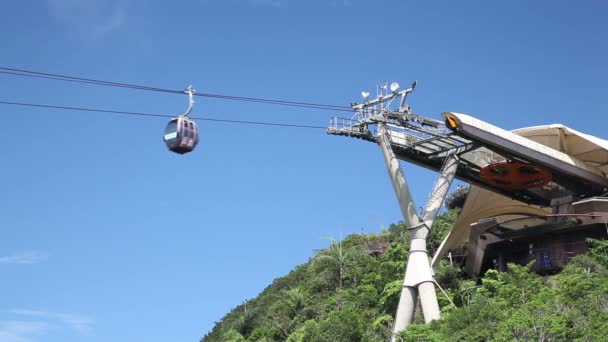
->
xmin=422 ymin=154 xmax=459 ymax=228
xmin=378 ymin=124 xmax=459 ymax=341
xmin=378 ymin=124 xmax=421 ymax=228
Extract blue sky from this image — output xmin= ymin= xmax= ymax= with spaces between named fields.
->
xmin=1 ymin=1 xmax=607 ymax=341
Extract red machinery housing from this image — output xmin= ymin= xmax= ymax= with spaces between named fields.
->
xmin=480 ymin=161 xmax=552 ymax=190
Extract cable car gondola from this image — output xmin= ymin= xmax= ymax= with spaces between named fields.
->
xmin=163 ymin=86 xmax=199 ymax=154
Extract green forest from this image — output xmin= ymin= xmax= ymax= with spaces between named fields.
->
xmin=201 ymin=209 xmax=608 ymax=342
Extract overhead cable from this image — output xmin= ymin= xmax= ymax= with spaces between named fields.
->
xmin=0 ymin=67 xmax=353 ymax=112
xmin=0 ymin=100 xmax=327 ymax=130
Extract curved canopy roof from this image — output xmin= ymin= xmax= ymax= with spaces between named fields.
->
xmin=432 ymin=123 xmax=608 ymax=267
xmin=512 ymin=124 xmax=608 ymax=173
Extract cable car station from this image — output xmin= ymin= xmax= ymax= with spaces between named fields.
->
xmin=327 ymin=81 xmax=608 ymax=341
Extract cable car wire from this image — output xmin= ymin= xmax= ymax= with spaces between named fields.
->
xmin=0 ymin=100 xmax=327 ymax=129
xmin=0 ymin=70 xmax=180 ymax=94
xmin=0 ymin=67 xmax=354 ymax=112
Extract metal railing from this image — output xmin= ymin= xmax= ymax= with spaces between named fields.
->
xmin=328 ymin=117 xmax=359 ymax=132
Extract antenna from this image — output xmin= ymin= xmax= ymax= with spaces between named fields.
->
xmin=390 ymin=82 xmax=400 ymax=93
xmin=361 ymin=91 xmax=370 ymax=101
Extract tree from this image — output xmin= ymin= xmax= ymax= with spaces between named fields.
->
xmin=587 ymin=238 xmax=608 ymax=267
xmin=286 ymin=319 xmax=322 ymax=342
xmin=379 ymin=279 xmax=403 ymax=314
xmin=222 ymin=329 xmax=246 ymax=342
xmin=312 ymin=239 xmax=349 ymax=290
xmin=265 ymin=286 xmax=313 ymax=340
xmin=397 ymin=323 xmax=442 ymax=342
xmin=371 ymin=314 xmax=393 ymax=341
xmin=319 ymin=309 xmax=365 ymax=342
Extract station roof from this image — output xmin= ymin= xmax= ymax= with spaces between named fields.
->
xmin=432 ymin=122 xmax=608 ymax=267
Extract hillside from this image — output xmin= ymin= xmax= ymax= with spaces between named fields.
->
xmin=200 ymin=209 xmax=608 ymax=342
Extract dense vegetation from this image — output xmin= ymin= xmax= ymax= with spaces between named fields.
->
xmin=201 ymin=209 xmax=608 ymax=341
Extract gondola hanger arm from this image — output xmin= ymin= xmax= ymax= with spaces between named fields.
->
xmin=180 ymin=85 xmax=195 ymax=117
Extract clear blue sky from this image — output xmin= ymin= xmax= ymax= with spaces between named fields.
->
xmin=0 ymin=1 xmax=606 ymax=341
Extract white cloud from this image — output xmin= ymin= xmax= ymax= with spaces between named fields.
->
xmin=9 ymin=309 xmax=94 ymax=336
xmin=93 ymin=7 xmax=127 ymax=37
xmin=56 ymin=313 xmax=94 ymax=334
xmin=0 ymin=252 xmax=47 ymax=265
xmin=249 ymin=0 xmax=287 ymax=8
xmin=46 ymin=0 xmax=128 ymax=39
xmin=0 ymin=320 xmax=49 ymax=342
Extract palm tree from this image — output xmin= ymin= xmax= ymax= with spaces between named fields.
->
xmin=265 ymin=287 xmax=310 ymax=339
xmin=224 ymin=300 xmax=254 ymax=336
xmin=313 ymin=238 xmax=348 ymax=290
xmin=284 ymin=286 xmax=308 ymax=316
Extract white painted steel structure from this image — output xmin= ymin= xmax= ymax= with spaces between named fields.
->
xmin=327 ymin=82 xmax=608 ymax=338
xmin=378 ymin=123 xmax=459 ymax=340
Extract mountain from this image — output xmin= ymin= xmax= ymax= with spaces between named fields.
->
xmin=200 ymin=209 xmax=608 ymax=341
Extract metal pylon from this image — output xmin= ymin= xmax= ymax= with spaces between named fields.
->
xmin=377 ymin=123 xmax=459 ymax=341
